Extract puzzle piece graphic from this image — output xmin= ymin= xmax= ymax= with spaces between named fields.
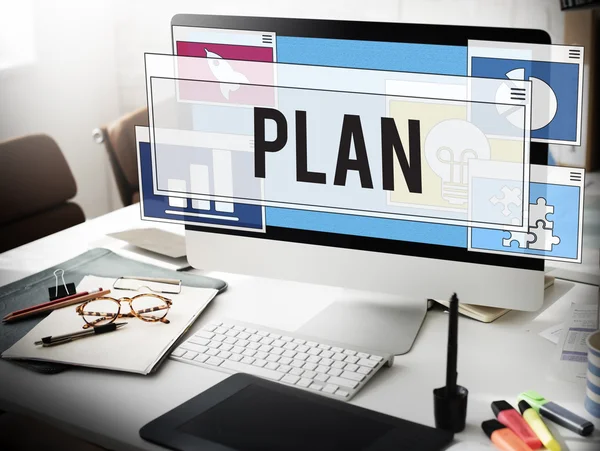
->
xmin=528 ymin=220 xmax=561 ymax=251
xmin=502 ymin=230 xmax=535 ymax=248
xmin=529 ymin=197 xmax=554 ymax=229
xmin=490 ymin=186 xmax=522 ymax=217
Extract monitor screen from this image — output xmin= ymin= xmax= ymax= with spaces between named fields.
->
xmin=167 ymin=16 xmax=549 ymax=271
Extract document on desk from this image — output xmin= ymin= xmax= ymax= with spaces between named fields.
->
xmin=1 ymin=276 xmax=218 ymax=375
xmin=553 ymin=302 xmax=599 ymax=386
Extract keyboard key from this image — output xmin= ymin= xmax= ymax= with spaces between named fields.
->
xmin=245 ymin=328 xmax=257 ymax=334
xmin=309 ymin=383 xmax=324 ymax=391
xmin=220 ymin=359 xmax=282 ymax=381
xmin=219 ymin=344 xmax=233 ymax=352
xmin=345 ymin=364 xmax=359 ymax=372
xmin=171 ymin=348 xmax=186 ymax=357
xmin=268 ymin=333 xmax=281 ymax=339
xmin=241 ymin=356 xmax=255 ymax=365
xmin=259 ymin=337 xmax=274 ymax=345
xmin=266 ymin=355 xmax=280 ymax=363
xmin=272 ymin=339 xmax=285 ymax=347
xmin=302 ymin=362 xmax=317 ymax=371
xmin=336 ymin=389 xmax=350 ymax=398
xmin=303 ymin=371 xmax=317 ymax=379
xmin=258 ymin=345 xmax=273 ymax=353
xmin=206 ymin=357 xmax=224 ymax=366
xmin=370 ymin=355 xmax=383 ymax=362
xmin=223 ymin=337 xmax=237 ymax=345
xmin=225 ymin=330 xmax=239 ymax=337
xmin=229 ymin=354 xmax=243 ymax=362
xmin=205 ymin=348 xmax=220 ymax=356
xmin=319 ymin=358 xmax=333 ymax=366
xmin=327 ymin=368 xmax=343 ymax=377
xmin=318 ymin=344 xmax=331 ymax=350
xmin=265 ymin=362 xmax=279 ymax=370
xmin=236 ymin=339 xmax=249 ymax=347
xmin=248 ymin=335 xmax=261 ymax=342
xmin=281 ymin=336 xmax=293 ymax=342
xmin=295 ymin=353 xmax=309 ymax=361
xmin=297 ymin=378 xmax=312 ymax=388
xmin=253 ymin=359 xmax=268 ymax=368
xmin=196 ymin=331 xmax=214 ymax=339
xmin=214 ymin=334 xmax=227 ymax=342
xmin=290 ymin=360 xmax=304 ymax=368
xmin=327 ymin=376 xmax=359 ymax=389
xmin=193 ymin=354 xmax=209 ymax=363
xmin=331 ymin=347 xmax=343 ymax=353
xmin=282 ymin=350 xmax=297 ymax=358
xmin=322 ymin=384 xmax=339 ymax=394
xmin=271 ymin=347 xmax=285 ymax=356
xmin=282 ymin=374 xmax=300 ymax=384
xmin=279 ymin=357 xmax=293 ymax=365
xmin=315 ymin=373 xmax=329 ymax=383
xmin=204 ymin=324 xmax=218 ymax=332
xmin=357 ymin=352 xmax=370 ymax=359
xmin=332 ymin=353 xmax=346 ymax=361
xmin=343 ymin=349 xmax=357 ymax=356
xmin=255 ymin=351 xmax=268 ymax=360
xmin=320 ymin=350 xmax=334 ymax=358
xmin=345 ymin=356 xmax=359 ymax=364
xmin=237 ymin=332 xmax=250 ymax=340
xmin=214 ymin=327 xmax=227 ymax=334
xmin=233 ymin=326 xmax=245 ymax=331
xmin=283 ymin=342 xmax=297 ymax=350
xmin=296 ymin=345 xmax=309 ymax=353
xmin=332 ymin=361 xmax=346 ymax=369
xmin=242 ymin=349 xmax=257 ymax=357
xmin=188 ymin=337 xmax=210 ymax=346
xmin=248 ymin=342 xmax=261 ymax=350
xmin=182 ymin=351 xmax=198 ymax=360
xmin=307 ymin=348 xmax=321 ymax=356
xmin=315 ymin=365 xmax=329 ymax=374
xmin=293 ymin=338 xmax=306 ymax=345
xmin=358 ymin=358 xmax=378 ymax=368
xmin=341 ymin=371 xmax=365 ymax=382
xmin=232 ymin=346 xmax=245 ymax=354
xmin=306 ymin=355 xmax=321 ymax=364
xmin=277 ymin=365 xmax=291 ymax=373
xmin=207 ymin=341 xmax=221 ymax=349
xmin=257 ymin=330 xmax=270 ymax=337
xmin=289 ymin=367 xmax=304 ymax=376
xmin=217 ymin=350 xmax=232 ymax=359
xmin=306 ymin=341 xmax=318 ymax=347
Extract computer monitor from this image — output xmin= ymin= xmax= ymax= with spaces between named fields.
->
xmin=170 ymin=14 xmax=550 ymax=355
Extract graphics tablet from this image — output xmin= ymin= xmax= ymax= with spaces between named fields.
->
xmin=140 ymin=373 xmax=453 ymax=451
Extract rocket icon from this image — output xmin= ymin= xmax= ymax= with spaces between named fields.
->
xmin=205 ymin=49 xmax=249 ymax=100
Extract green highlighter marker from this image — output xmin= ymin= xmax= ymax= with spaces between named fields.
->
xmin=517 ymin=391 xmax=594 ymax=437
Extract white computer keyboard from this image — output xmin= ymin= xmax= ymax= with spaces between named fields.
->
xmin=171 ymin=320 xmax=394 ymax=401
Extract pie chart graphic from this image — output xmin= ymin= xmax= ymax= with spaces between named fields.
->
xmin=495 ymin=68 xmax=558 ymax=131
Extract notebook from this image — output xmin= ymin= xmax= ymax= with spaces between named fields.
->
xmin=2 ymin=275 xmax=217 ymax=375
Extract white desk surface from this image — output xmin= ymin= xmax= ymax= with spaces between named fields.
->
xmin=0 ymin=205 xmax=599 ymax=451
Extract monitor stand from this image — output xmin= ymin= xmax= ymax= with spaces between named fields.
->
xmin=295 ymin=291 xmax=427 ymax=356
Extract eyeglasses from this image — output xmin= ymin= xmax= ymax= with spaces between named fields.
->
xmin=75 ymin=294 xmax=172 ymax=329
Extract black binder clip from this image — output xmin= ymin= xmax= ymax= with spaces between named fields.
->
xmin=48 ymin=269 xmax=76 ymax=301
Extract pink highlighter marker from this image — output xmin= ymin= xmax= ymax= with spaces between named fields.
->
xmin=492 ymin=400 xmax=542 ymax=450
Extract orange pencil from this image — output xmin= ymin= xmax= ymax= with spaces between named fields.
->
xmin=3 ymin=289 xmax=110 ymax=323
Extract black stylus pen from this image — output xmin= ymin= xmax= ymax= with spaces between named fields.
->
xmin=446 ymin=293 xmax=458 ymax=394
xmin=34 ymin=322 xmax=127 ymax=347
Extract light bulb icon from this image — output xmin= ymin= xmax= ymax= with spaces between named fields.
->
xmin=424 ymin=119 xmax=491 ymax=205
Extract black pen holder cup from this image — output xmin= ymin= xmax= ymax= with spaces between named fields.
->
xmin=433 ymin=385 xmax=468 ymax=432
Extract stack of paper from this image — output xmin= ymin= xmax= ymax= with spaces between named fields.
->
xmin=1 ymin=275 xmax=217 ymax=375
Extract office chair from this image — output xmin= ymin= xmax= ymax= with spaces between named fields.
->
xmin=93 ymin=107 xmax=148 ymax=206
xmin=0 ymin=134 xmax=85 ymax=253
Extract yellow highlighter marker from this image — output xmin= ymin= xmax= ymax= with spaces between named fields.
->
xmin=518 ymin=400 xmax=560 ymax=451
